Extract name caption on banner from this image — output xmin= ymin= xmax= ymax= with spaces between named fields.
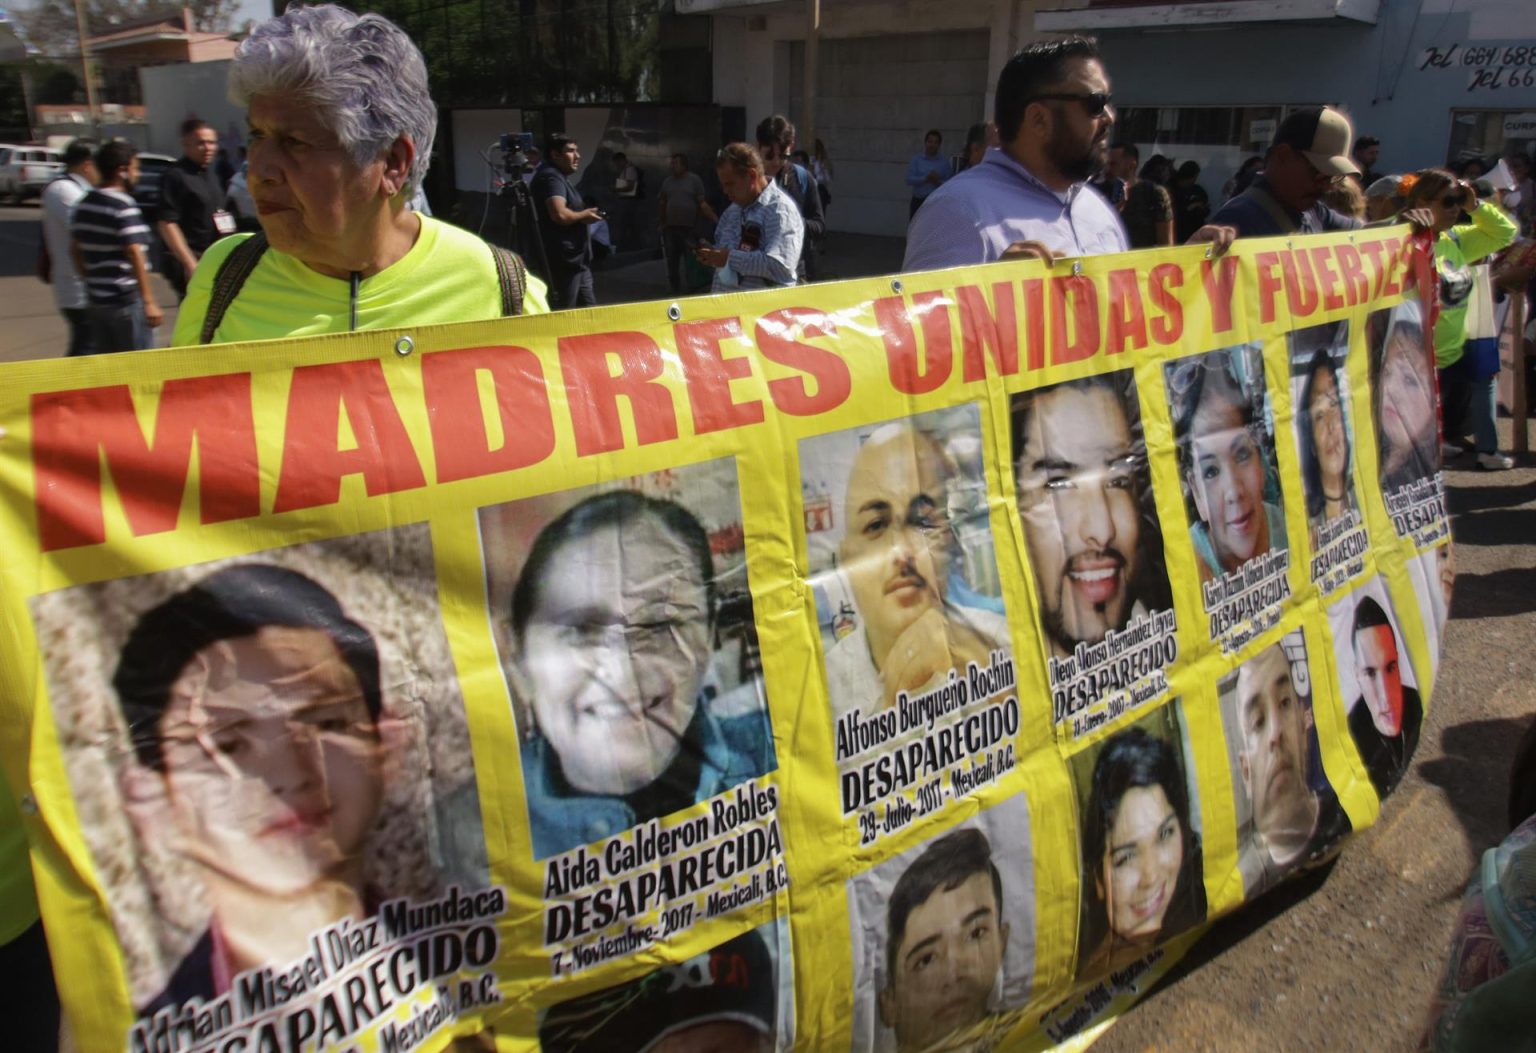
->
xmin=1310 ymin=510 xmax=1370 ymax=593
xmin=836 ymin=652 xmax=1020 ymax=848
xmin=1385 ymin=475 xmax=1450 ymax=547
xmin=1203 ymin=550 xmax=1292 ymax=654
xmin=128 ymin=886 xmax=506 ymax=1053
xmin=1050 ymin=609 xmax=1178 ymax=738
xmin=543 ymin=779 xmax=785 ymax=978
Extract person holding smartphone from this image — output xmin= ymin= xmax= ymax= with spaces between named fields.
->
xmin=697 ymin=143 xmax=803 ymax=293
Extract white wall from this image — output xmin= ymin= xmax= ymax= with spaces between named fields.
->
xmin=140 ymin=60 xmax=244 ymax=156
xmin=451 ymin=109 xmax=521 ymax=193
xmin=710 ymin=0 xmax=1061 ymax=236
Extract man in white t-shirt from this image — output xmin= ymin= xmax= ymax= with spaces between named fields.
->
xmin=39 ymin=140 xmax=99 ymax=356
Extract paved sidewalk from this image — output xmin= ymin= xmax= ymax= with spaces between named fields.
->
xmin=0 ymin=204 xmax=179 ymax=363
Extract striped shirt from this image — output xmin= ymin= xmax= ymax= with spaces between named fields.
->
xmin=711 ymin=179 xmax=803 ymax=293
xmin=72 ymin=188 xmax=150 ymax=305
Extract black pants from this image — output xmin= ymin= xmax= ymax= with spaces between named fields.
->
xmin=0 ymin=920 xmax=59 ymax=1053
xmin=663 ymin=226 xmax=693 ymax=294
xmin=164 ymin=254 xmax=191 ymax=301
xmin=1438 ymin=361 xmax=1473 ymax=442
xmin=60 ymin=307 xmax=96 ymax=357
xmin=550 ymin=265 xmax=597 ymax=310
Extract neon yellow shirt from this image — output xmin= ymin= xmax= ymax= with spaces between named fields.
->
xmin=0 ymin=777 xmax=39 ymax=945
xmin=172 ymin=214 xmax=549 ymax=347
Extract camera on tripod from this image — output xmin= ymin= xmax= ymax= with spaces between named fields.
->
xmin=498 ymin=132 xmax=537 ymax=177
xmin=494 ymin=131 xmax=550 ymax=282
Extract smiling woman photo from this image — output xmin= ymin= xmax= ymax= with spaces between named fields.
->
xmin=1169 ymin=348 xmax=1287 ymax=584
xmin=507 ymin=489 xmax=775 ymax=859
xmin=1076 ymin=725 xmax=1206 ymax=979
xmin=1297 ymin=347 xmax=1358 ymax=542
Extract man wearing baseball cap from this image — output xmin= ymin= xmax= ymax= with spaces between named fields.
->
xmin=1210 ymin=107 xmax=1365 ymax=238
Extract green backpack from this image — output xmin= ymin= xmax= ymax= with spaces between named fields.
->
xmin=1428 ymin=814 xmax=1536 ymax=1052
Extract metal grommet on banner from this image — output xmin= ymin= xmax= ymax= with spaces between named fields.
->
xmin=394 ymin=336 xmax=414 ymax=357
xmin=891 ymin=279 xmax=904 ymax=295
xmin=1204 ymin=246 xmax=1213 ymax=259
xmin=1071 ymin=261 xmax=1082 ymax=277
xmin=18 ymin=793 xmax=36 ymax=815
xmin=667 ymin=303 xmax=682 ymax=322
xmin=1286 ymin=240 xmax=1295 ymax=250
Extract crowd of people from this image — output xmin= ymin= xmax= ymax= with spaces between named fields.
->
xmin=10 ymin=5 xmax=1536 ymax=1052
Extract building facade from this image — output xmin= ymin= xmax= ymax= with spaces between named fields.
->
xmin=694 ymin=0 xmax=1536 ymax=235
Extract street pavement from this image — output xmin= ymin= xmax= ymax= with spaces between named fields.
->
xmin=1098 ymin=450 xmax=1536 ymax=1053
xmin=2 ymin=203 xmax=1532 ymax=1050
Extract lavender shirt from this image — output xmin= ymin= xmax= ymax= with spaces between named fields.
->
xmin=902 ymin=148 xmax=1129 ymax=272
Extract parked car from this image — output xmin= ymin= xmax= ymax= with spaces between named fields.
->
xmin=0 ymin=144 xmax=63 ymax=202
xmin=131 ymin=152 xmax=178 ymax=223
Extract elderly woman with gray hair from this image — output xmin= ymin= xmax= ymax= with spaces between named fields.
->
xmin=172 ymin=4 xmax=546 ymax=347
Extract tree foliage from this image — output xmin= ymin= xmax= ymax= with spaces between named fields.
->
xmin=12 ymin=0 xmax=241 ymax=58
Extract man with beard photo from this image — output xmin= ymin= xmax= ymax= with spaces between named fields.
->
xmin=822 ymin=421 xmax=1010 ymax=716
xmin=1368 ymin=302 xmax=1440 ymax=495
xmin=1230 ymin=640 xmax=1350 ymax=893
xmin=1345 ymin=596 xmax=1423 ymax=798
xmin=1011 ymin=373 xmax=1172 ymax=661
xmin=903 ymin=36 xmax=1231 ymax=271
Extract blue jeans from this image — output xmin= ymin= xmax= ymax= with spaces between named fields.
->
xmin=86 ymin=300 xmax=154 ymax=353
xmin=1470 ymin=372 xmax=1500 ymax=454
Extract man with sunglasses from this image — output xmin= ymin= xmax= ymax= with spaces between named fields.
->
xmin=903 ymin=37 xmax=1232 ymax=272
xmin=1208 ymin=108 xmax=1366 ymax=238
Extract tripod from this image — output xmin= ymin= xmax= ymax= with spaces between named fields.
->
xmin=499 ymin=173 xmax=552 ymax=287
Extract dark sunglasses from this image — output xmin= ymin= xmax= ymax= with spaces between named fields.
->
xmin=1440 ymin=194 xmax=1464 ymax=208
xmin=1030 ymin=92 xmax=1114 ymax=117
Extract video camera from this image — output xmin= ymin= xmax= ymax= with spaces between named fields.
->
xmin=498 ymin=132 xmax=537 ymax=177
xmin=493 ymin=131 xmax=550 ymax=283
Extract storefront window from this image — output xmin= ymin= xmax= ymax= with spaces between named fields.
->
xmin=1447 ymin=109 xmax=1536 ymax=167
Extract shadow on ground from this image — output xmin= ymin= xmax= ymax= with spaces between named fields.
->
xmin=1449 ymin=565 xmax=1536 ymax=620
xmin=1418 ymin=716 xmax=1529 ymax=850
xmin=1131 ymin=862 xmax=1336 ymax=1005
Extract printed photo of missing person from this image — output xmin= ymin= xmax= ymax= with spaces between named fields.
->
xmin=1367 ymin=299 xmax=1440 ymax=498
xmin=1329 ymin=579 xmax=1424 ymax=801
xmin=1216 ymin=630 xmax=1352 ymax=900
xmin=1010 ymin=371 xmax=1174 ymax=662
xmin=28 ymin=526 xmax=486 ymax=1016
xmin=1289 ymin=320 xmax=1361 ymax=549
xmin=1406 ymin=543 xmax=1453 ymax=695
xmin=537 ymin=918 xmax=793 ymax=1052
xmin=480 ymin=457 xmax=775 ymax=861
xmin=1069 ymin=705 xmax=1206 ymax=981
xmin=801 ymin=405 xmax=1012 ymax=719
xmin=1165 ymin=344 xmax=1289 ymax=588
xmin=846 ymin=793 xmax=1034 ymax=1053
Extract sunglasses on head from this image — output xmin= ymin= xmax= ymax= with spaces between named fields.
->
xmin=1030 ymin=92 xmax=1114 ymax=117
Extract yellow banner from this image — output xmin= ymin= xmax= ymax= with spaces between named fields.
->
xmin=0 ymin=228 xmax=1449 ymax=1053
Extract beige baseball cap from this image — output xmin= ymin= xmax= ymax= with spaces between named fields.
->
xmin=1273 ymin=107 xmax=1360 ymax=176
